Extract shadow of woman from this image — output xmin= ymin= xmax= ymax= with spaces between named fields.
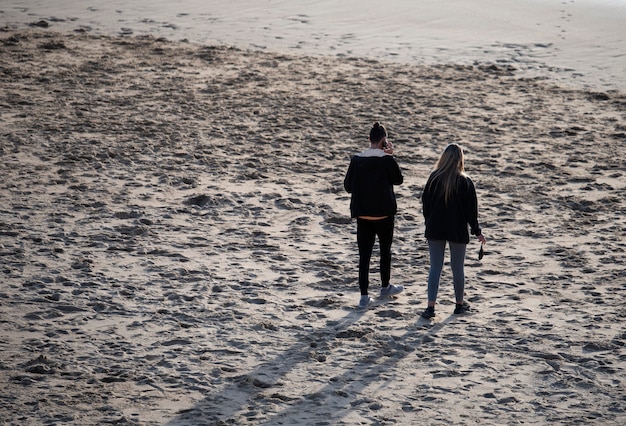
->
xmin=163 ymin=309 xmax=455 ymax=425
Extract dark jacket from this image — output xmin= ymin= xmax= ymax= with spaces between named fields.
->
xmin=422 ymin=172 xmax=481 ymax=244
xmin=344 ymin=150 xmax=403 ymax=218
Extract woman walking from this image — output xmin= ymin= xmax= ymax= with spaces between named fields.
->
xmin=421 ymin=143 xmax=486 ymax=318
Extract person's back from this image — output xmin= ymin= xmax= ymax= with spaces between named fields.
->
xmin=422 ymin=173 xmax=477 ymax=244
xmin=344 ymin=122 xmax=404 ymax=309
xmin=419 ymin=143 xmax=486 ymax=319
xmin=344 ymin=152 xmax=403 ymax=218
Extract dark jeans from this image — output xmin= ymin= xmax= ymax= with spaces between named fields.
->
xmin=356 ymin=216 xmax=394 ymax=295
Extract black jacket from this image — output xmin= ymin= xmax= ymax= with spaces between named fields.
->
xmin=422 ymin=172 xmax=481 ymax=244
xmin=344 ymin=150 xmax=403 ymax=218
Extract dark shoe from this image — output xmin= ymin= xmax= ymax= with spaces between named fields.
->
xmin=421 ymin=306 xmax=435 ymax=318
xmin=454 ymin=302 xmax=470 ymax=315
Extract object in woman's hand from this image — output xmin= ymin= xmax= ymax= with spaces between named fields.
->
xmin=478 ymin=244 xmax=484 ymax=260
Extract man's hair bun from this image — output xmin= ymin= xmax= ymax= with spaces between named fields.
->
xmin=370 ymin=122 xmax=387 ymax=142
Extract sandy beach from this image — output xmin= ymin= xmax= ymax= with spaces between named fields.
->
xmin=1 ymin=4 xmax=625 ymax=426
xmin=2 ymin=0 xmax=626 ymax=92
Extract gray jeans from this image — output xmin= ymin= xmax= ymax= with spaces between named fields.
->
xmin=427 ymin=240 xmax=466 ymax=303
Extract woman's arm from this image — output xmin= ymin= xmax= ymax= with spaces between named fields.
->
xmin=466 ymin=178 xmax=482 ymax=237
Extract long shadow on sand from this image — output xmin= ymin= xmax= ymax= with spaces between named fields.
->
xmin=164 ymin=306 xmax=455 ymax=425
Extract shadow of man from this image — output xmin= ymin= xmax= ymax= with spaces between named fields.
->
xmin=163 ymin=307 xmax=454 ymax=425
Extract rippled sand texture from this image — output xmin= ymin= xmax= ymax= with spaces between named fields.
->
xmin=1 ymin=30 xmax=625 ymax=425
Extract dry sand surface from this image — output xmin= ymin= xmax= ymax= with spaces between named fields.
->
xmin=2 ymin=0 xmax=626 ymax=92
xmin=1 ymin=29 xmax=625 ymax=425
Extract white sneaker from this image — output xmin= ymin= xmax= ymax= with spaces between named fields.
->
xmin=357 ymin=295 xmax=372 ymax=309
xmin=380 ymin=284 xmax=404 ymax=297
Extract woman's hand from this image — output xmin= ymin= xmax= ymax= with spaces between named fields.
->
xmin=477 ymin=234 xmax=486 ymax=244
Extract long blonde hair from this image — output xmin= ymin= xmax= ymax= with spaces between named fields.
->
xmin=431 ymin=143 xmax=466 ymax=205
